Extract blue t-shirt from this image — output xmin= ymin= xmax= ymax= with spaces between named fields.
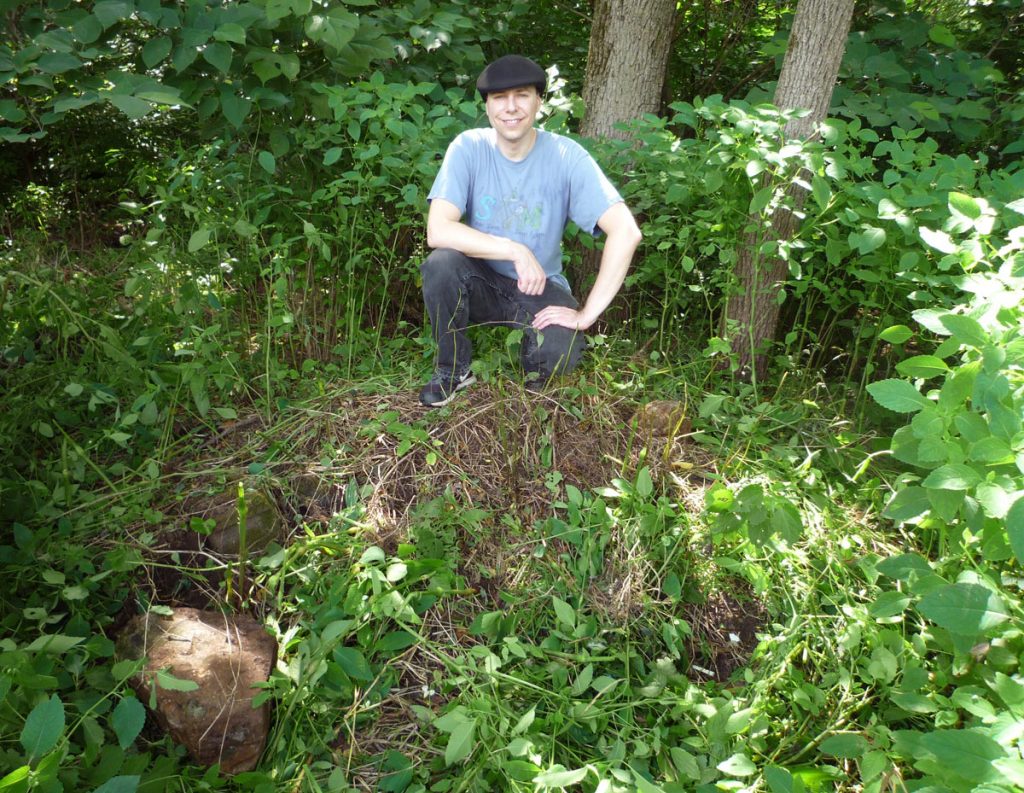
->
xmin=427 ymin=128 xmax=623 ymax=291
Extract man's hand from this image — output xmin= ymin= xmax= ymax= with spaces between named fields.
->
xmin=532 ymin=305 xmax=593 ymax=332
xmin=507 ymin=240 xmax=546 ymax=295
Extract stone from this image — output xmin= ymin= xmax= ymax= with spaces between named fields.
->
xmin=204 ymin=485 xmax=284 ymax=557
xmin=634 ymin=400 xmax=692 ymax=437
xmin=117 ymin=608 xmax=276 ymax=774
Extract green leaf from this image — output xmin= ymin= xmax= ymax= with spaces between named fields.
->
xmin=920 ymin=226 xmax=957 ymax=253
xmin=92 ymin=776 xmax=140 ymax=793
xmin=921 ymin=463 xmax=981 ymax=490
xmin=879 ymin=325 xmax=913 ymax=344
xmin=919 ymin=730 xmax=1004 ymax=783
xmin=154 ymin=669 xmax=199 ymax=691
xmin=552 ymin=596 xmax=576 ymax=629
xmin=717 ymin=752 xmax=756 ymax=777
xmin=635 ymin=466 xmax=653 ymax=498
xmin=883 ymin=487 xmax=930 ymax=523
xmin=107 ymin=94 xmax=151 ymax=119
xmin=928 ymin=24 xmax=958 ymax=48
xmin=37 ymin=53 xmax=82 ymax=74
xmin=748 ymin=186 xmax=772 ymax=214
xmin=213 ymin=23 xmax=248 ymax=44
xmin=0 ymin=766 xmax=30 ymax=792
xmin=304 ymin=9 xmax=359 ymax=51
xmin=20 ymin=694 xmax=65 ymax=760
xmin=323 ymin=146 xmax=343 ymax=166
xmin=917 ymin=582 xmax=1009 ymax=636
xmin=535 ymin=766 xmax=588 ymax=787
xmin=202 ymin=42 xmax=233 ymax=74
xmin=444 ymin=718 xmax=476 ymax=766
xmin=141 ymin=36 xmax=171 ymax=67
xmin=333 ymin=647 xmax=373 ymax=681
xmin=857 ymin=226 xmax=886 ymax=254
xmin=896 ymin=355 xmax=949 ymax=379
xmin=1007 ymin=496 xmax=1024 ymax=568
xmin=876 ymin=552 xmax=931 ymax=580
xmin=111 ymin=697 xmax=145 ymax=749
xmin=188 ymin=227 xmax=211 ymax=252
xmin=670 ymin=747 xmax=700 ymax=780
xmin=220 ymin=91 xmax=251 ymax=128
xmin=867 ymin=379 xmax=930 ymax=413
xmin=257 ymin=150 xmax=276 ymax=174
xmin=819 ymin=733 xmax=869 ymax=758
xmin=94 ymin=0 xmax=133 ymax=29
xmin=939 ymin=314 xmax=988 ymax=348
xmin=72 ymin=15 xmax=104 ymax=44
xmin=948 ymin=192 xmax=981 ymax=220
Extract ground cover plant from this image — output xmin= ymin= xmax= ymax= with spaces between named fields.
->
xmin=2 ymin=0 xmax=1024 ymax=792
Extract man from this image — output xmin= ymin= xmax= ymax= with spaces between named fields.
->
xmin=419 ymin=54 xmax=642 ymax=407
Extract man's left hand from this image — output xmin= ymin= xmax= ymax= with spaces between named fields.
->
xmin=532 ymin=305 xmax=592 ymax=332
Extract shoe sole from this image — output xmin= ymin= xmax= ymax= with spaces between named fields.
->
xmin=422 ymin=374 xmax=476 ymax=407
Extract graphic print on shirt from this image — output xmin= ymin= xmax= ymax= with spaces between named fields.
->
xmin=474 ymin=193 xmax=543 ymax=234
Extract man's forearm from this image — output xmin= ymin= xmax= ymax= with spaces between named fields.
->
xmin=427 ymin=218 xmax=514 ymax=262
xmin=577 ymin=225 xmax=642 ymax=327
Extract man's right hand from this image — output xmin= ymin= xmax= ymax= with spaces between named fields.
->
xmin=507 ymin=240 xmax=546 ymax=295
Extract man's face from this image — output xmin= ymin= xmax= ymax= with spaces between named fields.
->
xmin=485 ymin=85 xmax=542 ymax=145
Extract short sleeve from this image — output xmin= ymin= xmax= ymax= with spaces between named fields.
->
xmin=427 ymin=134 xmax=472 ymax=216
xmin=567 ymin=150 xmax=623 ymax=237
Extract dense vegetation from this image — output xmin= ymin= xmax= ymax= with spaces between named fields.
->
xmin=2 ymin=0 xmax=1023 ymax=791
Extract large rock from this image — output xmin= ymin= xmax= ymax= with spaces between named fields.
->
xmin=634 ymin=400 xmax=692 ymax=437
xmin=117 ymin=608 xmax=277 ymax=774
xmin=203 ymin=485 xmax=284 ymax=556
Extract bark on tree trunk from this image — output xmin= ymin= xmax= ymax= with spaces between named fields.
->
xmin=724 ymin=0 xmax=854 ymax=382
xmin=580 ymin=0 xmax=677 ymax=141
xmin=577 ymin=0 xmax=676 ymax=321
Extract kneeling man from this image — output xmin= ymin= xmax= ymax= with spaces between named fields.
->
xmin=419 ymin=54 xmax=642 ymax=407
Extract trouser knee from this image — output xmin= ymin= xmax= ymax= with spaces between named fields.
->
xmin=522 ymin=326 xmax=586 ymax=381
xmin=420 ymin=248 xmax=467 ymax=297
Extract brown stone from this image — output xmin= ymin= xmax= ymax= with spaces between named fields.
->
xmin=117 ymin=608 xmax=276 ymax=774
xmin=204 ymin=485 xmax=284 ymax=557
xmin=634 ymin=400 xmax=692 ymax=437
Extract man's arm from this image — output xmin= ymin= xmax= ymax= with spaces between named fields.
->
xmin=426 ymin=198 xmax=547 ymax=295
xmin=532 ymin=202 xmax=642 ymax=331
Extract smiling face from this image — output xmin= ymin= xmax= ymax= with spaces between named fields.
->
xmin=484 ymin=85 xmax=542 ymax=156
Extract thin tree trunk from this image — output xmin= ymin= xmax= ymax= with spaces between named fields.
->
xmin=724 ymin=0 xmax=854 ymax=382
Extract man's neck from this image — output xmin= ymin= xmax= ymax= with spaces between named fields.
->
xmin=497 ymin=127 xmax=538 ymax=162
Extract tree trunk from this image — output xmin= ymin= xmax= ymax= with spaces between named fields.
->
xmin=580 ymin=0 xmax=677 ymax=140
xmin=724 ymin=0 xmax=854 ymax=382
xmin=577 ymin=0 xmax=676 ymax=321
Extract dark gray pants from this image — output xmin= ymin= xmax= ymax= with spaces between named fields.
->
xmin=420 ymin=249 xmax=586 ymax=384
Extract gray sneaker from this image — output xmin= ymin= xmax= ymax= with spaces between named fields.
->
xmin=419 ymin=370 xmax=476 ymax=407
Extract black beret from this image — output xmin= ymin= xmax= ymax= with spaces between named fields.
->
xmin=476 ymin=55 xmax=546 ymax=99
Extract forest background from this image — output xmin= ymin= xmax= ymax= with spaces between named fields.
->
xmin=2 ymin=0 xmax=1024 ymax=792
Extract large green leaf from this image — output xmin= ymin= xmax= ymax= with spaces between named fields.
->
xmin=92 ymin=776 xmax=140 ymax=793
xmin=202 ymin=42 xmax=233 ymax=74
xmin=141 ymin=36 xmax=172 ymax=67
xmin=939 ymin=314 xmax=988 ymax=348
xmin=883 ymin=487 xmax=930 ymax=522
xmin=921 ymin=463 xmax=981 ymax=491
xmin=111 ymin=697 xmax=145 ymax=749
xmin=867 ymin=379 xmax=930 ymax=413
xmin=20 ymin=695 xmax=65 ymax=761
xmin=917 ymin=582 xmax=1009 ymax=636
xmin=1007 ymin=496 xmax=1024 ymax=567
xmin=896 ymin=355 xmax=949 ymax=379
xmin=919 ymin=730 xmax=1004 ymax=783
xmin=37 ymin=52 xmax=82 ymax=74
xmin=219 ymin=91 xmax=251 ymax=128
xmin=444 ymin=718 xmax=476 ymax=766
xmin=94 ymin=0 xmax=134 ymax=29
